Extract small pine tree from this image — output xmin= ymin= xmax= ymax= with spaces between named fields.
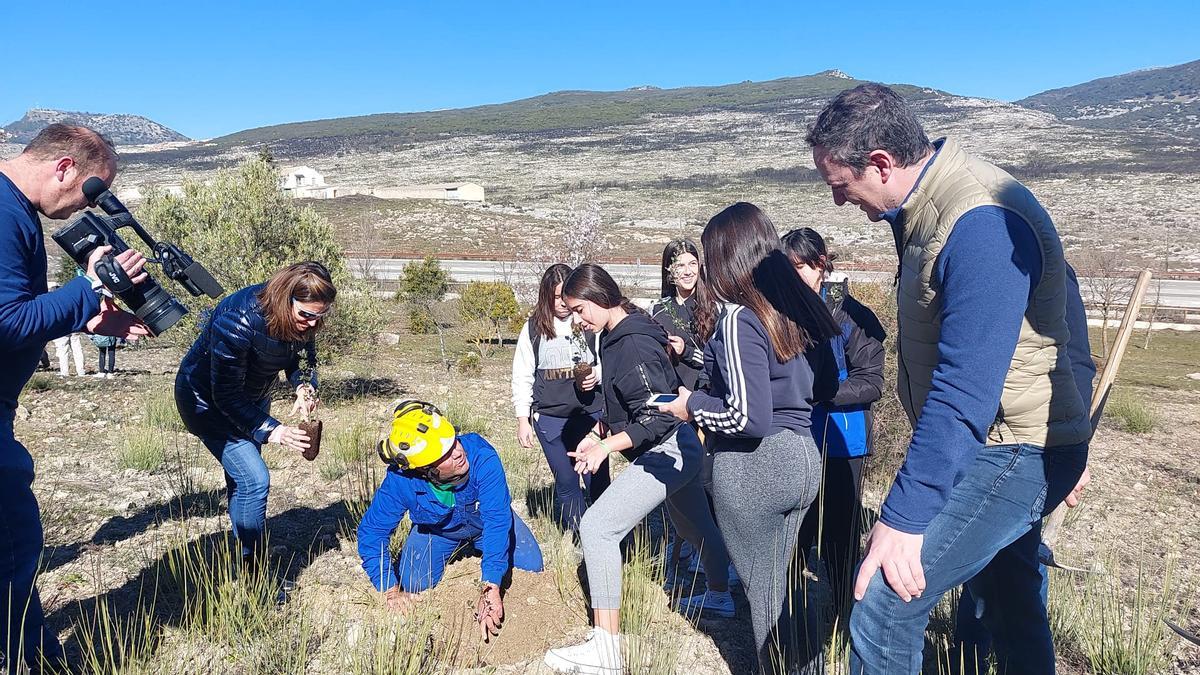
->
xmin=397 ymin=256 xmax=451 ymax=369
xmin=459 ymin=281 xmax=520 ymax=357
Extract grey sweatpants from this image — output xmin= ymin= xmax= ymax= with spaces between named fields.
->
xmin=580 ymin=425 xmax=731 ymax=610
xmin=711 ymin=428 xmax=822 ymax=671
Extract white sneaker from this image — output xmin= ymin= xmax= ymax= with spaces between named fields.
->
xmin=92 ymin=372 xmax=106 ymax=378
xmin=674 ymin=589 xmax=735 ymax=619
xmin=543 ymin=627 xmax=623 ymax=674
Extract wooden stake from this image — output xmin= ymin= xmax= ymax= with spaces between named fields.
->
xmin=1041 ymin=269 xmax=1153 ymax=549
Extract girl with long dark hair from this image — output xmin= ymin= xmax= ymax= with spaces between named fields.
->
xmin=650 ymin=239 xmax=717 ymax=391
xmin=511 ymin=263 xmax=607 ymax=533
xmin=661 ymin=203 xmax=840 ymax=672
xmin=175 ymin=261 xmax=336 ymax=564
xmin=543 ymin=264 xmax=732 ymax=674
xmin=782 ymin=227 xmax=885 ymax=606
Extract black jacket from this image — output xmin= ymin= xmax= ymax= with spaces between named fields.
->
xmin=811 ymin=282 xmax=886 ymax=457
xmin=175 ymin=284 xmax=315 ymax=442
xmin=649 ymin=295 xmax=706 ymax=391
xmin=598 ymin=310 xmax=683 ymax=458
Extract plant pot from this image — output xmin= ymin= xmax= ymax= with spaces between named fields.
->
xmin=298 ymin=420 xmax=323 ymax=461
xmin=573 ymin=362 xmax=593 ymax=389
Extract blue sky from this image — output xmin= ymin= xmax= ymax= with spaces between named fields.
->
xmin=1 ymin=0 xmax=1196 ymax=140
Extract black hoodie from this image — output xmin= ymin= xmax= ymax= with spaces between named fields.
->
xmin=598 ymin=310 xmax=683 ymax=458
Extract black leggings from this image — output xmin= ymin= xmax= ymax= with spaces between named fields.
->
xmin=97 ymin=346 xmax=116 ymax=373
xmin=798 ymin=454 xmax=866 ymax=602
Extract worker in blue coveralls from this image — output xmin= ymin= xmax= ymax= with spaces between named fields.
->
xmin=357 ymin=400 xmax=543 ymax=642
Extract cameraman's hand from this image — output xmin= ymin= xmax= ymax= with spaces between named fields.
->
xmin=268 ymin=425 xmax=310 ymax=453
xmin=86 ymin=246 xmax=149 ymax=286
xmin=86 ymin=296 xmax=152 ymax=340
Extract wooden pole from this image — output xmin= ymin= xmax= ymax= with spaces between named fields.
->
xmin=1041 ymin=269 xmax=1153 ymax=550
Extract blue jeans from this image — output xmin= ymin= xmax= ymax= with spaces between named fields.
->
xmin=0 ymin=422 xmax=61 ymax=673
xmin=396 ymin=511 xmax=544 ymax=592
xmin=849 ymin=442 xmax=1087 ymax=675
xmin=953 ymin=540 xmax=1052 ymax=674
xmin=533 ymin=412 xmax=608 ymax=533
xmin=176 ymin=391 xmax=272 ymax=560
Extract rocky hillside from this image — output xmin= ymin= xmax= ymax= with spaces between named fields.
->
xmin=3 ymin=108 xmax=190 ymax=145
xmin=212 ymin=70 xmax=944 ymax=152
xmin=1018 ymin=59 xmax=1200 ymax=139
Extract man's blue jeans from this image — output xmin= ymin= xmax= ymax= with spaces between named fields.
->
xmin=849 ymin=442 xmax=1087 ymax=675
xmin=953 ymin=540 xmax=1053 ymax=674
xmin=0 ymin=422 xmax=61 ymax=674
xmin=396 ymin=512 xmax=544 ymax=591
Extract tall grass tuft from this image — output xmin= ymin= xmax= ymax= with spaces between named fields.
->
xmin=621 ymin=524 xmax=685 ymax=674
xmin=1104 ymin=390 xmax=1157 ymax=434
xmin=142 ymin=390 xmax=184 ymax=432
xmin=441 ymin=396 xmax=491 ymax=436
xmin=340 ymin=440 xmax=384 ymax=541
xmin=1076 ymin=552 xmax=1181 ymax=674
xmin=320 ymin=422 xmax=374 ymax=481
xmin=118 ymin=426 xmax=167 ymax=472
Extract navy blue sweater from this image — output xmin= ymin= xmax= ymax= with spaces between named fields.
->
xmin=880 ymin=200 xmax=1092 ymax=534
xmin=688 ymin=304 xmax=833 ymax=442
xmin=0 ymin=173 xmax=99 ymax=426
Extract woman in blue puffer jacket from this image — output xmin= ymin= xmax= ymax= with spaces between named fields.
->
xmin=175 ymin=261 xmax=336 ymax=563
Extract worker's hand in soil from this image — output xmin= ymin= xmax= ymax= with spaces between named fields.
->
xmin=517 ymin=417 xmax=536 ymax=449
xmin=268 ymin=425 xmax=310 ymax=452
xmin=290 ymin=384 xmax=319 ymax=418
xmin=569 ymin=434 xmax=609 ymax=475
xmin=578 ymin=370 xmax=599 ymax=392
xmin=475 ymin=583 xmax=504 ymax=643
xmin=1064 ymin=466 xmax=1091 ymax=508
xmin=383 ymin=586 xmax=421 ymax=614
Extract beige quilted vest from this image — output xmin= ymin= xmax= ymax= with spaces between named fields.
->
xmin=895 ymin=137 xmax=1090 ymax=448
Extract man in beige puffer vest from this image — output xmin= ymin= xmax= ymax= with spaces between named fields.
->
xmin=807 ymin=83 xmax=1091 ymax=675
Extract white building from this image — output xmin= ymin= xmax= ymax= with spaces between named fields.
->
xmin=280 ymin=166 xmax=326 ymax=190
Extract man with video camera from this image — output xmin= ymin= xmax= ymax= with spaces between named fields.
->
xmin=0 ymin=124 xmax=151 ymax=673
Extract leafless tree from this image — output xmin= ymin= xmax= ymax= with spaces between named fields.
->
xmin=348 ymin=211 xmax=387 ymax=284
xmin=1075 ymin=249 xmax=1134 ymax=358
xmin=1141 ymin=249 xmax=1169 ymax=350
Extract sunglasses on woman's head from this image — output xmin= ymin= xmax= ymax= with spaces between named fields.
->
xmin=292 ymin=298 xmax=332 ymax=320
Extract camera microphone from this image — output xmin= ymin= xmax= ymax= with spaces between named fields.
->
xmin=82 ymin=176 xmax=129 ymax=215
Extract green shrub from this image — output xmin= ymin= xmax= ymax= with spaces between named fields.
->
xmin=456 ymin=352 xmax=482 ymax=376
xmin=24 ymin=372 xmax=63 ymax=393
xmin=1104 ymin=390 xmax=1156 ymax=433
xmin=459 ymin=281 xmax=520 ymax=357
xmin=407 ymin=306 xmax=435 ymax=335
xmin=137 ymin=155 xmax=383 ymax=361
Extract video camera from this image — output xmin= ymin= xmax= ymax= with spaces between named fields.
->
xmin=52 ymin=176 xmax=224 ymax=336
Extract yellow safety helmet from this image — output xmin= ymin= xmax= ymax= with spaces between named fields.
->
xmin=377 ymin=400 xmax=457 ymax=470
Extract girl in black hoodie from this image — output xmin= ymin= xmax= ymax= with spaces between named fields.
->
xmin=542 ymin=264 xmax=732 ymax=675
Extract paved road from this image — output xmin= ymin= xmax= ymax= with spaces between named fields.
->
xmin=350 ymin=258 xmax=1200 ymax=310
